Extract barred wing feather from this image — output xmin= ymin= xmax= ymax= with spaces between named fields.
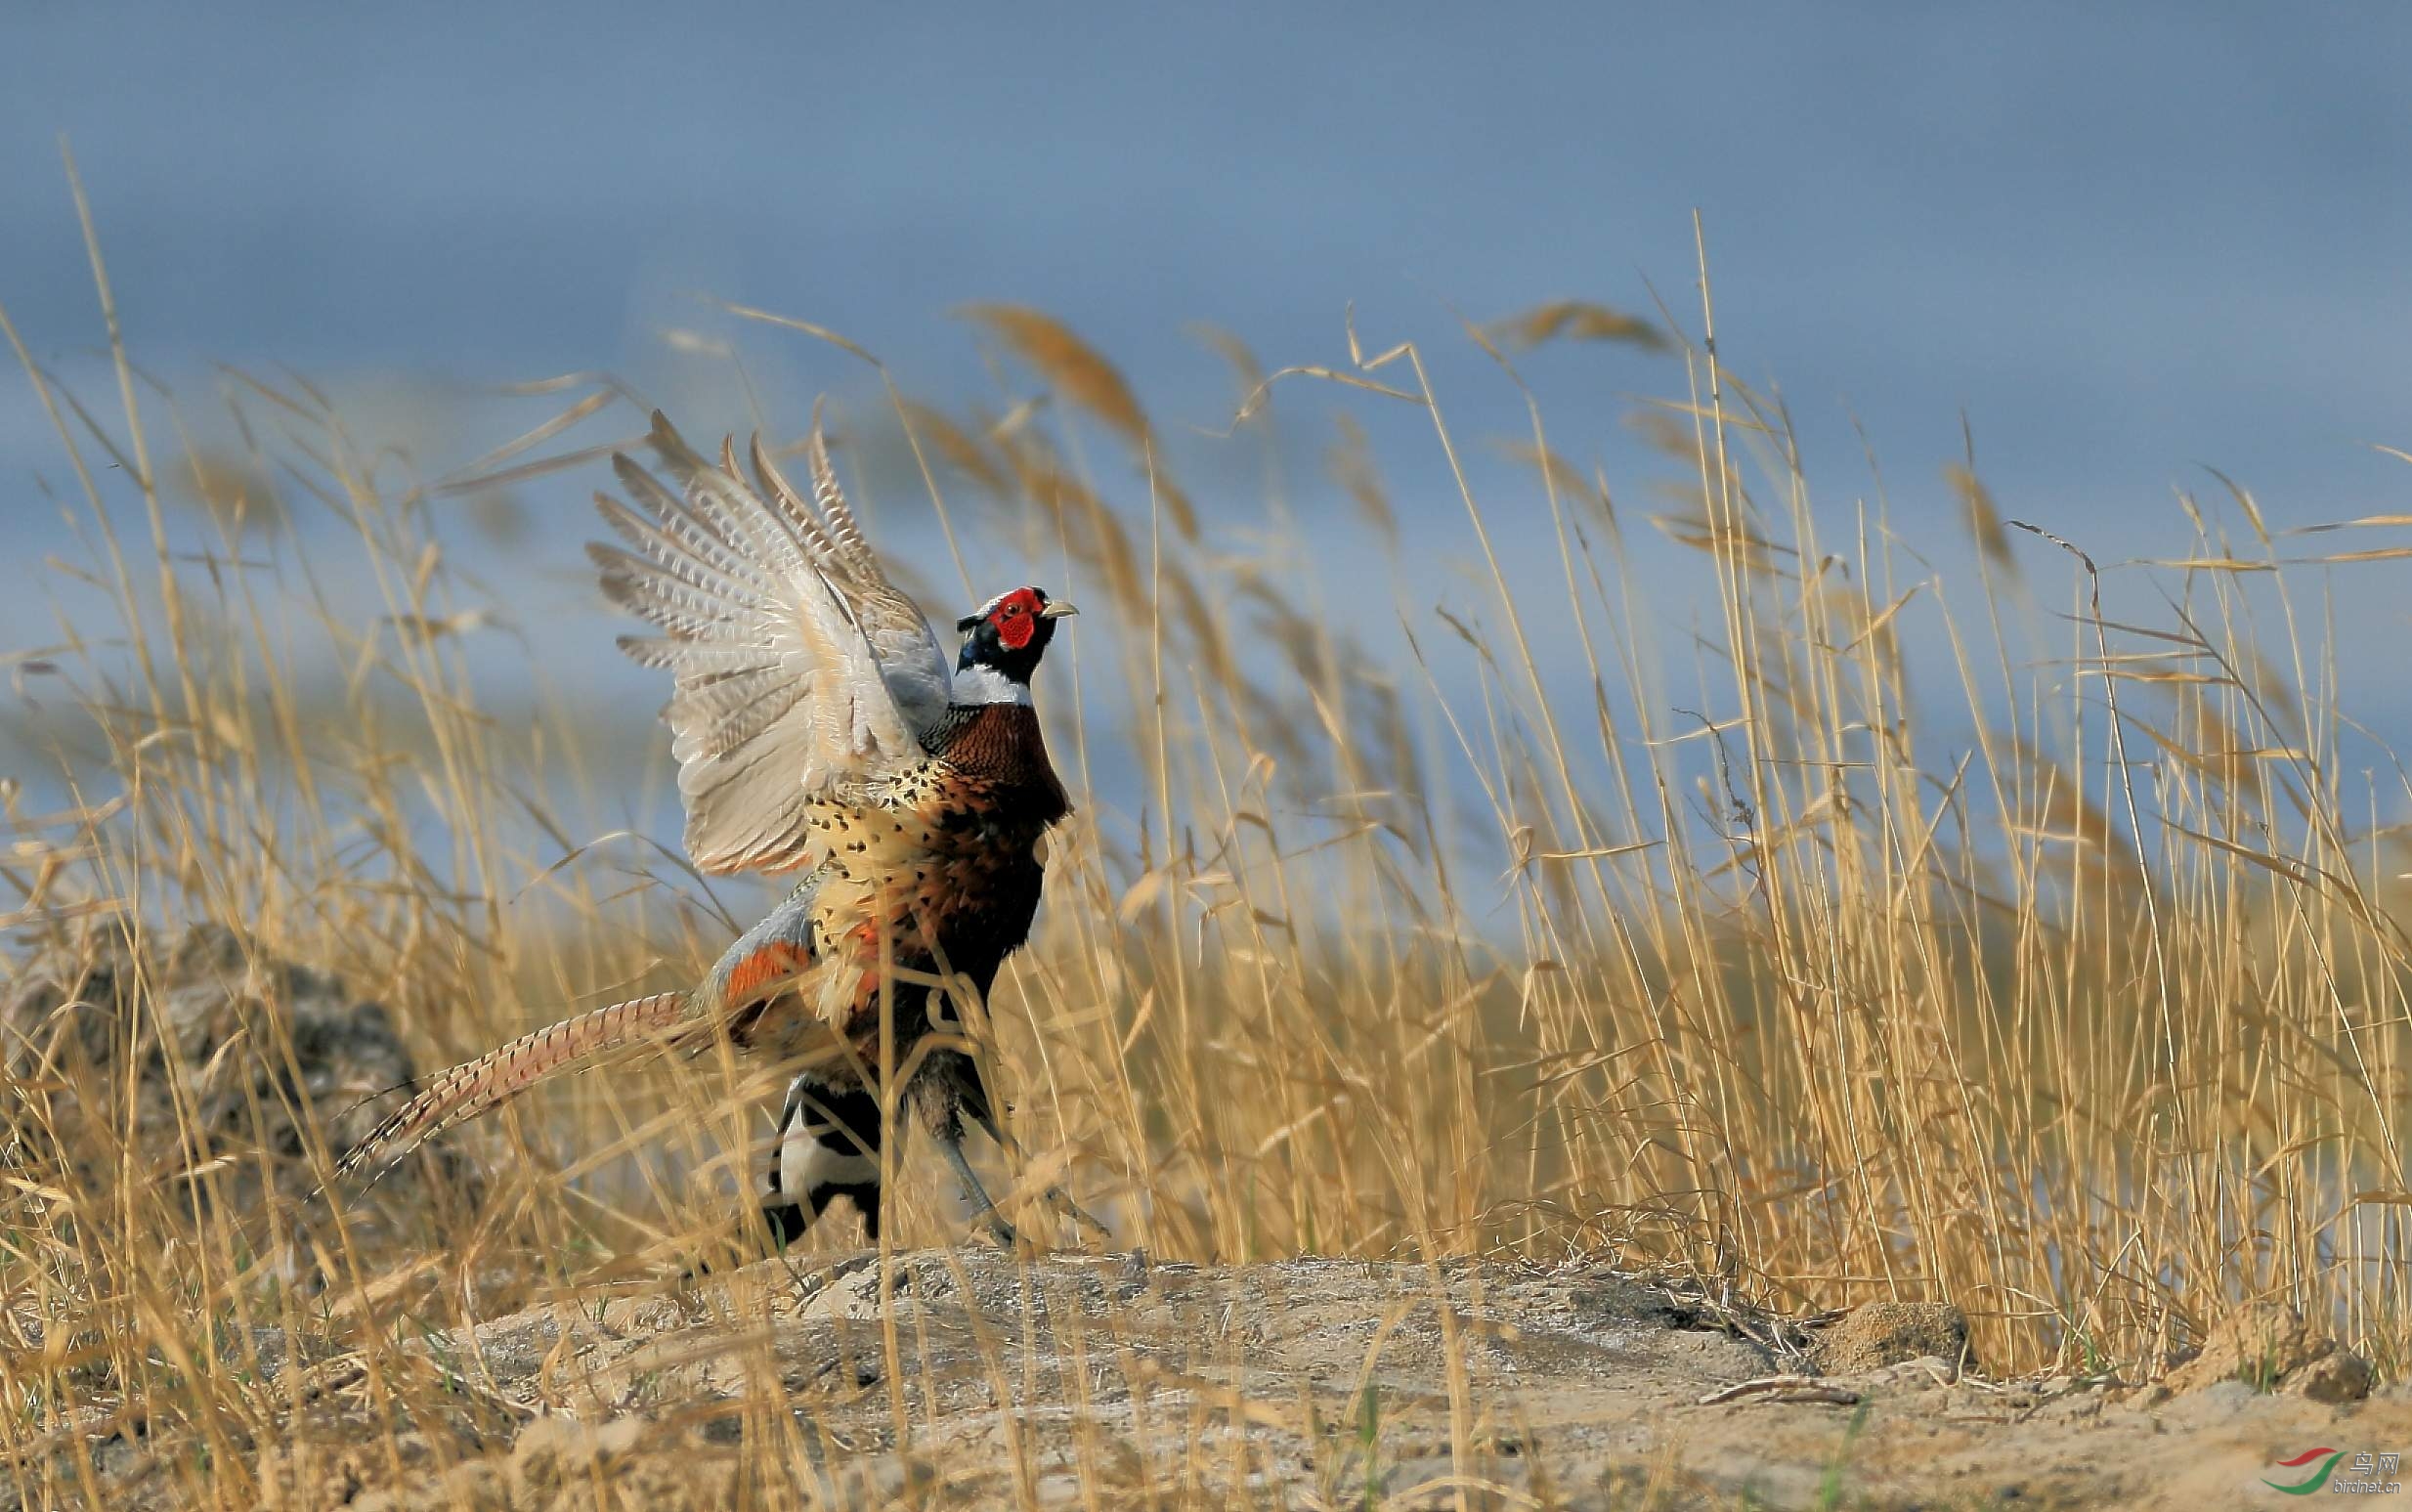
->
xmin=592 ymin=410 xmax=952 ymax=875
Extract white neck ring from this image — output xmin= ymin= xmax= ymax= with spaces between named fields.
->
xmin=952 ymin=664 xmax=1032 ymax=706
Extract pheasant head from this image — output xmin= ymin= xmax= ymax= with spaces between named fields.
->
xmin=953 ymin=586 xmax=1076 ymax=704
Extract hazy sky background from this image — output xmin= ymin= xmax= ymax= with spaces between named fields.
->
xmin=4 ymin=5 xmax=2409 ymax=836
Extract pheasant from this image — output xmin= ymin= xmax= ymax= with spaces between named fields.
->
xmin=336 ymin=409 xmax=1083 ymax=1247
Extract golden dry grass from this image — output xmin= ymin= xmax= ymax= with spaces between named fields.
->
xmin=2 ymin=197 xmax=2408 ymax=1507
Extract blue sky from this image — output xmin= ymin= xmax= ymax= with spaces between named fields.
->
xmin=5 ymin=5 xmax=2410 ymax=828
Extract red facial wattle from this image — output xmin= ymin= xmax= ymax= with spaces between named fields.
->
xmin=993 ymin=589 xmax=1043 ymax=650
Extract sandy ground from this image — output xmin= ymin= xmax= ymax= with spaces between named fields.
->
xmin=53 ymin=1247 xmax=2404 ymax=1511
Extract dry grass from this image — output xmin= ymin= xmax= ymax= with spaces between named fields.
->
xmin=2 ymin=195 xmax=2409 ymax=1507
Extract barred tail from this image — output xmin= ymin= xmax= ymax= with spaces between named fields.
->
xmin=334 ymin=991 xmax=695 ymax=1182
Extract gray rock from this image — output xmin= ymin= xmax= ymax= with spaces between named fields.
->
xmin=2 ymin=923 xmax=469 ymax=1219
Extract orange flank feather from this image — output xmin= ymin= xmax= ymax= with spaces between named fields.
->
xmin=724 ymin=940 xmax=811 ymax=1004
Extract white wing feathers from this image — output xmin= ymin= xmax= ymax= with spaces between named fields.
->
xmin=592 ymin=410 xmax=954 ymax=875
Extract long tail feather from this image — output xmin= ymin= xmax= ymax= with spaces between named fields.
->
xmin=335 ymin=991 xmax=695 ymax=1182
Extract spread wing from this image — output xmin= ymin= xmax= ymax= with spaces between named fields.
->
xmin=591 ymin=410 xmax=954 ymax=875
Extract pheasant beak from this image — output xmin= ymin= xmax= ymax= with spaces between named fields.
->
xmin=1038 ymin=600 xmax=1080 ymax=620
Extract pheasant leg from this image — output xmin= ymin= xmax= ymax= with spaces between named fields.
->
xmin=931 ymin=1118 xmax=1019 ymax=1245
xmin=967 ymin=1104 xmax=1109 ymax=1239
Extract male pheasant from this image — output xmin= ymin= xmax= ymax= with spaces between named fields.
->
xmin=337 ymin=410 xmax=1081 ymax=1246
